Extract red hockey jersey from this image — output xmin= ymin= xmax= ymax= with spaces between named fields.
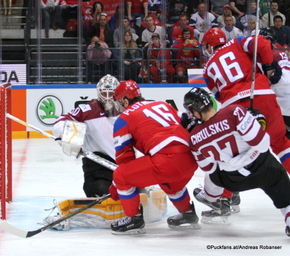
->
xmin=113 ymin=101 xmax=189 ymax=164
xmin=203 ymin=35 xmax=274 ymax=107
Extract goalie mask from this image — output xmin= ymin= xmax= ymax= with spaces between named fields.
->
xmin=96 ymin=75 xmax=120 ymax=116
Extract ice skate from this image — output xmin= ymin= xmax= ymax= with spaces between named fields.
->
xmin=230 ymin=191 xmax=241 ymax=213
xmin=167 ymin=203 xmax=201 ymax=230
xmin=201 ymin=198 xmax=231 ymax=225
xmin=111 ymin=206 xmax=145 ymax=235
xmin=193 ymin=187 xmax=221 ymax=212
xmin=286 ymin=226 xmax=290 ymax=237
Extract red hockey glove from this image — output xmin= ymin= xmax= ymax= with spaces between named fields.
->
xmin=109 ymin=182 xmax=119 ymax=201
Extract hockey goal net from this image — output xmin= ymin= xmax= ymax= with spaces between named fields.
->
xmin=0 ymin=83 xmax=12 ymax=219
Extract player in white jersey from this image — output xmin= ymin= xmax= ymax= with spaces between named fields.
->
xmin=183 ymin=87 xmax=290 ymax=237
xmin=259 ymin=27 xmax=290 ymax=138
xmin=53 ymin=74 xmax=120 ymax=197
xmin=270 ymin=59 xmax=290 ymax=139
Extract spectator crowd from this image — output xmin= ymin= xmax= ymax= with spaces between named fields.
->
xmin=39 ymin=0 xmax=290 ymax=83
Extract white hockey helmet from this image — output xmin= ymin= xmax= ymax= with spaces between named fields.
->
xmin=97 ymin=74 xmax=119 ymax=104
xmin=96 ymin=75 xmax=120 ymax=116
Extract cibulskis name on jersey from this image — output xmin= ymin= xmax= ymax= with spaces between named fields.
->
xmin=190 ymin=120 xmax=230 ymax=145
xmin=190 ymin=105 xmax=269 ymax=173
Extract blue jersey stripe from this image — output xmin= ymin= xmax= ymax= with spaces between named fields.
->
xmin=168 ymin=189 xmax=188 ymax=202
xmin=119 ymin=187 xmax=139 ymax=200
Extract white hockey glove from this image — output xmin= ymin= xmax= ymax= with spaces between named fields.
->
xmin=61 ymin=120 xmax=87 ymax=157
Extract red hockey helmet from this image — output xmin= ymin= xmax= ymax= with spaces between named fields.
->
xmin=201 ymin=28 xmax=226 ymax=48
xmin=114 ymin=80 xmax=141 ymax=101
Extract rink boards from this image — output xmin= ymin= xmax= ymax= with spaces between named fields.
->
xmin=9 ymin=76 xmax=206 ymax=139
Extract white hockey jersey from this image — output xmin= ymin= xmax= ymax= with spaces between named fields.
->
xmin=53 ymin=99 xmax=118 ymax=159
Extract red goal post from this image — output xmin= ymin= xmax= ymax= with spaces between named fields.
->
xmin=0 ymin=83 xmax=12 ymax=220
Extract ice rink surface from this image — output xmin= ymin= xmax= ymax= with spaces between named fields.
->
xmin=0 ymin=138 xmax=289 ymax=256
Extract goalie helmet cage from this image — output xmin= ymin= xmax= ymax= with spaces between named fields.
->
xmin=0 ymin=83 xmax=12 ymax=220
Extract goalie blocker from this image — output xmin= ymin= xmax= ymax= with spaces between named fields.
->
xmin=43 ymin=187 xmax=167 ymax=230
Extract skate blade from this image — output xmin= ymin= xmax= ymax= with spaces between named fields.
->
xmin=201 ymin=216 xmax=231 ymax=225
xmin=231 ymin=205 xmax=240 ymax=214
xmin=111 ymin=228 xmax=146 ymax=235
xmin=168 ymin=223 xmax=201 ymax=230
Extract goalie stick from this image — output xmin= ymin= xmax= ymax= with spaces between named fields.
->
xmin=6 ymin=113 xmax=118 ymax=171
xmin=0 ymin=194 xmax=111 ymax=238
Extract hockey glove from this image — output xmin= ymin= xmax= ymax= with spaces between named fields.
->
xmin=263 ymin=61 xmax=282 ymax=84
xmin=246 ymin=108 xmax=267 ymax=130
xmin=181 ymin=113 xmax=198 ymax=133
xmin=109 ymin=182 xmax=119 ymax=201
xmin=263 ymin=63 xmax=275 ymax=79
xmin=269 ymin=60 xmax=282 ymax=84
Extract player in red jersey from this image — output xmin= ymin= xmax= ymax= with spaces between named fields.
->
xmin=201 ymin=28 xmax=290 ymax=175
xmin=184 ymin=87 xmax=290 ymax=236
xmin=53 ymin=75 xmax=120 ymax=197
xmin=109 ymin=80 xmax=200 ymax=235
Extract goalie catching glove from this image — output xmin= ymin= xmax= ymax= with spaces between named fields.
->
xmin=246 ymin=108 xmax=267 ymax=130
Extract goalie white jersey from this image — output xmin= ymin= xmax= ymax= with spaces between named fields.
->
xmin=53 ymin=99 xmax=118 ymax=159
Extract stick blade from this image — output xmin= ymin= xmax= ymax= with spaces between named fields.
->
xmin=0 ymin=220 xmax=30 ymax=238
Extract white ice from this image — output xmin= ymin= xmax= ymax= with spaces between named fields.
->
xmin=0 ymin=138 xmax=289 ymax=256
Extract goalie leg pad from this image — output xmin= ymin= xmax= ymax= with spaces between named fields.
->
xmin=42 ymin=200 xmax=71 ymax=230
xmin=43 ymin=187 xmax=167 ymax=230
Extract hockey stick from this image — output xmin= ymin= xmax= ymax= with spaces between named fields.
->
xmin=249 ymin=0 xmax=260 ymax=109
xmin=6 ymin=113 xmax=118 ymax=171
xmin=0 ymin=194 xmax=111 ymax=238
xmin=6 ymin=113 xmax=55 ymax=140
